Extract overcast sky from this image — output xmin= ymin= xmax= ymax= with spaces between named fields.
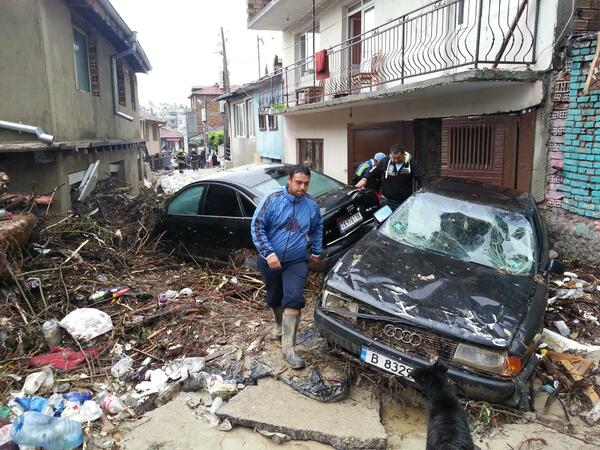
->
xmin=110 ymin=0 xmax=282 ymax=107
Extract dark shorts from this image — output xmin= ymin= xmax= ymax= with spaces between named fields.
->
xmin=257 ymin=257 xmax=309 ymax=310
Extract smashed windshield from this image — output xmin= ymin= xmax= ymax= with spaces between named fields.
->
xmin=380 ymin=193 xmax=535 ymax=275
xmin=253 ymin=171 xmax=344 ymax=198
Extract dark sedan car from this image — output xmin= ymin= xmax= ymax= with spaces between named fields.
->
xmin=161 ymin=164 xmax=379 ymax=270
xmin=316 ymin=177 xmax=562 ymax=409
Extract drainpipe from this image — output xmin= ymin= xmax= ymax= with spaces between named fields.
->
xmin=0 ymin=119 xmax=54 ymax=144
xmin=111 ymin=34 xmax=137 ymax=122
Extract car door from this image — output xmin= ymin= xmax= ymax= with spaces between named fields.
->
xmin=237 ymin=191 xmax=257 ymax=249
xmin=163 ymin=184 xmax=207 ymax=245
xmin=199 ymin=183 xmax=249 ymax=259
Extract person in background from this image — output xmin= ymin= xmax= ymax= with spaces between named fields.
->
xmin=176 ymin=147 xmax=186 ymax=173
xmin=251 ymin=165 xmax=323 ymax=369
xmin=190 ymin=146 xmax=199 ymax=171
xmin=212 ymin=152 xmax=219 ymax=168
xmin=356 ymin=144 xmax=428 ymax=210
xmin=351 ymin=152 xmax=386 ymax=189
xmin=303 ymin=159 xmax=313 ymax=170
xmin=200 ymin=147 xmax=207 ymax=169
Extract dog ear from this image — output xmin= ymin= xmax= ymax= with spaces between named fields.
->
xmin=433 ymin=358 xmax=449 ymax=374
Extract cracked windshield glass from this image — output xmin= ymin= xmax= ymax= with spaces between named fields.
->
xmin=381 ymin=193 xmax=535 ymax=274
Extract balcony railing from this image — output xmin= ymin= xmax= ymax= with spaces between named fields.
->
xmin=258 ymin=0 xmax=540 ymax=110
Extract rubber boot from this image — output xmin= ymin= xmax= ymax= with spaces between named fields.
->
xmin=281 ymin=314 xmax=305 ymax=369
xmin=269 ymin=307 xmax=283 ymax=340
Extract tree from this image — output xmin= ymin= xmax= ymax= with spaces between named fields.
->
xmin=208 ymin=130 xmax=224 ymax=150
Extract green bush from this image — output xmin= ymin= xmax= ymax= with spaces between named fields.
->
xmin=208 ymin=131 xmax=224 ymax=149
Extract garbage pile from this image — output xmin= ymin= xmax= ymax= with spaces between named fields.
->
xmin=0 ymin=177 xmax=326 ymax=448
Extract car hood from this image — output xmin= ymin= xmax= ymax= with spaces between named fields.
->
xmin=325 ymin=230 xmax=537 ymax=348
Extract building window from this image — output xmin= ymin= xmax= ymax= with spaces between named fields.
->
xmin=73 ymin=28 xmax=91 ymax=92
xmin=117 ymin=61 xmax=126 ymax=107
xmin=297 ymin=139 xmax=323 ymax=172
xmin=129 ymin=74 xmax=137 ymax=111
xmin=299 ymin=26 xmax=320 ymax=76
xmin=88 ymin=37 xmax=100 ymax=96
xmin=246 ymin=99 xmax=255 ymax=137
xmin=258 ymin=114 xmax=267 ymax=131
xmin=234 ymin=102 xmax=246 ymax=137
xmin=152 ymin=124 xmax=159 ymax=141
xmin=267 ymin=115 xmax=277 ymax=131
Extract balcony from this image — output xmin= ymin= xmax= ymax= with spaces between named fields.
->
xmin=258 ymin=0 xmax=541 ymax=111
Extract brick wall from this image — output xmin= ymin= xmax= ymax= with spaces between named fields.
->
xmin=550 ymin=36 xmax=600 ymax=218
xmin=191 ymin=94 xmax=224 ymax=136
xmin=574 ymin=0 xmax=600 ymax=32
xmin=247 ymin=0 xmax=271 ymax=21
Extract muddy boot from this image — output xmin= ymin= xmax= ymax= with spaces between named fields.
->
xmin=281 ymin=314 xmax=305 ymax=369
xmin=269 ymin=307 xmax=283 ymax=340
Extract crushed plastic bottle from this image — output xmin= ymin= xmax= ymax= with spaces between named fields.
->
xmin=62 ymin=392 xmax=92 ymax=404
xmin=42 ymin=320 xmax=62 ymax=348
xmin=111 ymin=356 xmax=134 ymax=379
xmin=97 ymin=392 xmax=125 ymax=415
xmin=42 ymin=394 xmax=65 ymax=417
xmin=11 ymin=411 xmax=83 ymax=450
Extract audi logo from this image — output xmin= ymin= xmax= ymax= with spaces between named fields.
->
xmin=383 ymin=324 xmax=423 ymax=346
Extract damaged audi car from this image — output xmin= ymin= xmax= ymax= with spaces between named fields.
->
xmin=161 ymin=164 xmax=379 ymax=271
xmin=315 ymin=177 xmax=563 ymax=408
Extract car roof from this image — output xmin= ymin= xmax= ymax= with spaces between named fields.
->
xmin=198 ymin=164 xmax=296 ymax=189
xmin=423 ymin=177 xmax=534 ymax=214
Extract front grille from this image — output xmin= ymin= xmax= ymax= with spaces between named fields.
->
xmin=357 ymin=305 xmax=458 ymax=362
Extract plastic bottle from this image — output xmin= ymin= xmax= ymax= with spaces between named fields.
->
xmin=42 ymin=320 xmax=62 ymax=348
xmin=10 ymin=411 xmax=83 ymax=450
xmin=96 ymin=392 xmax=125 ymax=415
xmin=14 ymin=397 xmax=48 ymax=413
xmin=0 ymin=210 xmax=13 ymax=221
xmin=110 ymin=356 xmax=133 ymax=379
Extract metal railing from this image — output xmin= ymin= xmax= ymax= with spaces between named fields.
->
xmin=258 ymin=0 xmax=539 ymax=110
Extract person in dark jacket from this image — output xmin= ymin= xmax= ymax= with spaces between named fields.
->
xmin=356 ymin=144 xmax=428 ymax=210
xmin=190 ymin=146 xmax=199 ymax=171
xmin=251 ymin=165 xmax=323 ymax=369
xmin=199 ymin=148 xmax=207 ymax=169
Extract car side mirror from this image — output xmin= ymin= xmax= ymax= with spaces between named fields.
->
xmin=546 ymin=259 xmax=565 ymax=275
xmin=374 ymin=205 xmax=393 ymax=224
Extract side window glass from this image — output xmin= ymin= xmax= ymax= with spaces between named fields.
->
xmin=240 ymin=195 xmax=256 ymax=217
xmin=167 ymin=185 xmax=204 ymax=215
xmin=203 ymin=185 xmax=242 ymax=217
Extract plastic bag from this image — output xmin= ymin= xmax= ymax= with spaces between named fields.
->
xmin=59 ymin=308 xmax=113 ymax=341
xmin=60 ymin=400 xmax=102 ymax=423
xmin=285 ymin=368 xmax=350 ymax=403
xmin=110 ymin=356 xmax=133 ymax=379
xmin=22 ymin=367 xmax=54 ymax=395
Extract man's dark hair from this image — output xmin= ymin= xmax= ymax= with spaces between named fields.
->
xmin=289 ymin=164 xmax=311 ymax=178
xmin=390 ymin=144 xmax=406 ymax=154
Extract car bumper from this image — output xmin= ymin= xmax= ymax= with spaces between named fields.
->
xmin=313 ymin=222 xmax=373 ymax=272
xmin=314 ymin=305 xmax=537 ymax=409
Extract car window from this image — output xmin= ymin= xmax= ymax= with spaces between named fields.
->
xmin=253 ymin=170 xmax=344 ymax=198
xmin=167 ymin=185 xmax=205 ymax=215
xmin=239 ymin=195 xmax=256 ymax=217
xmin=380 ymin=193 xmax=535 ymax=275
xmin=203 ymin=184 xmax=242 ymax=217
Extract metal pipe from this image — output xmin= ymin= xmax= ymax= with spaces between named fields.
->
xmin=0 ymin=119 xmax=54 ymax=144
xmin=111 ymin=37 xmax=137 ymax=121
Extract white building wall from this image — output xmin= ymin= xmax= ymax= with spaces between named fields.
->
xmin=283 ymin=82 xmax=544 ymax=183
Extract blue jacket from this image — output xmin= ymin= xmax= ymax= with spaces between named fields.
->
xmin=251 ymin=186 xmax=323 ymax=262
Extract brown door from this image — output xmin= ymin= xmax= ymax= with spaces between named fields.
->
xmin=347 ymin=121 xmax=415 ymax=184
xmin=441 ymin=114 xmax=521 ymax=189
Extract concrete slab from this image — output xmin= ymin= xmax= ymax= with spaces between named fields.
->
xmin=122 ymin=392 xmax=330 ymax=450
xmin=217 ymin=378 xmax=387 ymax=449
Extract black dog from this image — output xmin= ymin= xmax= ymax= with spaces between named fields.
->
xmin=411 ymin=360 xmax=475 ymax=450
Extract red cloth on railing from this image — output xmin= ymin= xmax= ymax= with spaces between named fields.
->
xmin=316 ymin=49 xmax=330 ymax=80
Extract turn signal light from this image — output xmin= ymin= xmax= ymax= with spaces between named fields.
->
xmin=502 ymin=356 xmax=522 ymax=376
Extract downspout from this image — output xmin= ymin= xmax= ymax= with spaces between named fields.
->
xmin=0 ymin=120 xmax=54 ymax=144
xmin=111 ymin=35 xmax=137 ymax=122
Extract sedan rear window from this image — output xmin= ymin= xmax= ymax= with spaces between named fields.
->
xmin=253 ymin=171 xmax=344 ymax=198
xmin=380 ymin=193 xmax=535 ymax=275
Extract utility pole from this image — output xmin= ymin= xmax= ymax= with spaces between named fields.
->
xmin=256 ymin=36 xmax=263 ymax=79
xmin=312 ymin=0 xmax=316 ymax=87
xmin=220 ymin=26 xmax=231 ymax=161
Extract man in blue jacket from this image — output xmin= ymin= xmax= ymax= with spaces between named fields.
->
xmin=251 ymin=165 xmax=323 ymax=369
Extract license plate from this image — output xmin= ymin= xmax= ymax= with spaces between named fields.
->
xmin=339 ymin=212 xmax=363 ymax=233
xmin=361 ymin=347 xmax=414 ymax=380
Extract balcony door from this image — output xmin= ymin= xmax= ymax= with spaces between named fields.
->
xmin=347 ymin=0 xmax=375 ymax=91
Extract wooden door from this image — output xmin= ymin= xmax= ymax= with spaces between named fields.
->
xmin=441 ymin=115 xmax=520 ymax=189
xmin=347 ymin=121 xmax=415 ymax=184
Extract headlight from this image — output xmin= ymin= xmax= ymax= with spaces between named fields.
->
xmin=453 ymin=343 xmax=522 ymax=377
xmin=321 ymin=290 xmax=359 ymax=321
